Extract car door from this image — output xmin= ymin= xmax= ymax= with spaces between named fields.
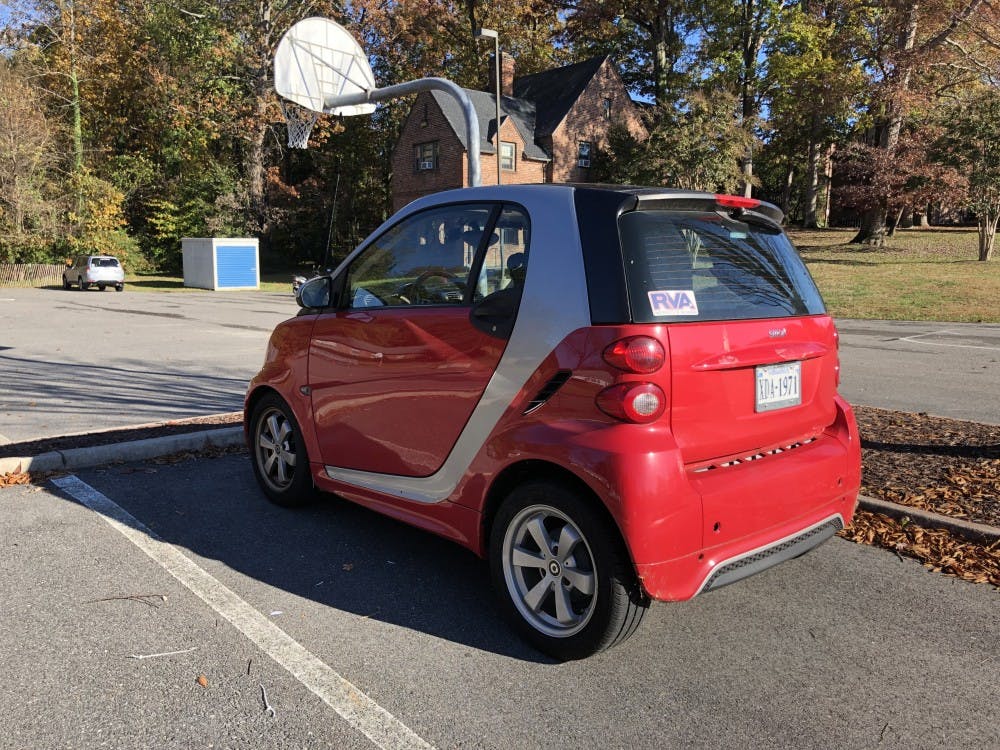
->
xmin=308 ymin=202 xmax=530 ymax=477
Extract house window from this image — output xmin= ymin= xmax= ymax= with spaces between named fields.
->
xmin=603 ymin=98 xmax=612 ymax=119
xmin=500 ymin=141 xmax=516 ymax=171
xmin=578 ymin=141 xmax=592 ymax=168
xmin=414 ymin=141 xmax=439 ymax=172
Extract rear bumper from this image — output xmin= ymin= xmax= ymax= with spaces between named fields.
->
xmin=618 ymin=397 xmax=861 ymax=601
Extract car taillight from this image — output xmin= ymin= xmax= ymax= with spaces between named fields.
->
xmin=596 ymin=383 xmax=666 ymax=424
xmin=603 ymin=336 xmax=665 ymax=374
xmin=715 ymin=194 xmax=760 ymax=210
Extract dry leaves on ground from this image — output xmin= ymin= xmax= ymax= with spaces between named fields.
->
xmin=839 ymin=510 xmax=1000 ymax=587
xmin=0 ymin=471 xmax=31 ymax=487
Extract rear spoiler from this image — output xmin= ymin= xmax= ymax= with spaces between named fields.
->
xmin=634 ymin=192 xmax=784 ymax=226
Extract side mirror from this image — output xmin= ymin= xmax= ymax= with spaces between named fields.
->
xmin=65 ymin=258 xmax=73 ymax=267
xmin=296 ymin=275 xmax=333 ymax=309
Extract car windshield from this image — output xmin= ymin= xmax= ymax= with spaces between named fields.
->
xmin=91 ymin=258 xmax=119 ymax=267
xmin=619 ymin=210 xmax=825 ymax=323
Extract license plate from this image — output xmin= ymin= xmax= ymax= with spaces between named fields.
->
xmin=755 ymin=362 xmax=801 ymax=412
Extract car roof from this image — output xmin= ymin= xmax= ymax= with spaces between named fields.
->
xmin=402 ymin=183 xmax=784 ymax=224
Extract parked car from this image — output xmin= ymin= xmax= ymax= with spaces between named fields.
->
xmin=245 ymin=184 xmax=861 ymax=660
xmin=63 ymin=255 xmax=125 ymax=291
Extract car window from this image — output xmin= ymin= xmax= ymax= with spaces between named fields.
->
xmin=619 ymin=210 xmax=825 ymax=323
xmin=90 ymin=258 xmax=119 ymax=267
xmin=472 ymin=206 xmax=530 ymax=303
xmin=345 ymin=204 xmax=493 ymax=308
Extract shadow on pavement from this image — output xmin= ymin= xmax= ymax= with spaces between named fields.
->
xmin=52 ymin=453 xmax=551 ymax=663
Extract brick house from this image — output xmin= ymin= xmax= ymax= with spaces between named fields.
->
xmin=391 ymin=55 xmax=646 ymax=210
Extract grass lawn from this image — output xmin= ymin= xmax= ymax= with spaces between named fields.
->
xmin=790 ymin=227 xmax=1000 ymax=323
xmin=125 ymin=269 xmax=293 ymax=293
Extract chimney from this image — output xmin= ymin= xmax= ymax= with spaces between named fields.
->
xmin=490 ymin=52 xmax=516 ymax=97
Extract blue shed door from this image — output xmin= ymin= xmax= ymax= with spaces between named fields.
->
xmin=216 ymin=245 xmax=257 ymax=288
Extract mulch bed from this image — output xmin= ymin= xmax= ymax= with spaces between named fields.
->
xmin=855 ymin=406 xmax=1000 ymax=527
xmin=2 ymin=404 xmax=997 ymax=585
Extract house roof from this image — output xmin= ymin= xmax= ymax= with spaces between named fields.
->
xmin=512 ymin=55 xmax=608 ymax=137
xmin=429 ymin=89 xmax=551 ymax=162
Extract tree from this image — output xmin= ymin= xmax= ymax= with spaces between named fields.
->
xmin=849 ymin=0 xmax=991 ymax=245
xmin=593 ymin=91 xmax=752 ymax=192
xmin=934 ymin=88 xmax=1000 ymax=260
xmin=764 ymin=1 xmax=868 ymax=227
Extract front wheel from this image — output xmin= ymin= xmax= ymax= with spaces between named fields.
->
xmin=62 ymin=276 xmax=71 ymax=290
xmin=248 ymin=393 xmax=314 ymax=507
xmin=98 ymin=283 xmax=106 ymax=291
xmin=489 ymin=481 xmax=648 ymax=660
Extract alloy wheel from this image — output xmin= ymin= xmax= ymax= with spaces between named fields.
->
xmin=501 ymin=504 xmax=598 ymax=638
xmin=255 ymin=406 xmax=298 ymax=493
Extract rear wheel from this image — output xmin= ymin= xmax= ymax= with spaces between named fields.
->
xmin=115 ymin=283 xmax=124 ymax=292
xmin=98 ymin=283 xmax=106 ymax=291
xmin=249 ymin=393 xmax=313 ymax=507
xmin=489 ymin=481 xmax=648 ymax=660
xmin=77 ymin=276 xmax=88 ymax=290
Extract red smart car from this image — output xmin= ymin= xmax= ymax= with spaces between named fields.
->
xmin=245 ymin=184 xmax=861 ymax=660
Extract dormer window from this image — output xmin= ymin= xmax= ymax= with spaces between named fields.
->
xmin=414 ymin=141 xmax=439 ymax=172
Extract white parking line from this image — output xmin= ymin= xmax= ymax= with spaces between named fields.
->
xmin=51 ymin=474 xmax=435 ymax=750
xmin=898 ymin=329 xmax=1000 ymax=352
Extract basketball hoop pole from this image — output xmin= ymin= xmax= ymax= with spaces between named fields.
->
xmin=321 ymin=78 xmax=482 ymax=188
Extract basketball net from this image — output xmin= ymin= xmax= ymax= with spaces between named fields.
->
xmin=279 ymin=99 xmax=321 ymax=149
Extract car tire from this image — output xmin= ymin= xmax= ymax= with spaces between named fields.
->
xmin=115 ymin=284 xmax=124 ymax=292
xmin=98 ymin=283 xmax=106 ymax=291
xmin=489 ymin=480 xmax=648 ymax=660
xmin=77 ymin=277 xmax=88 ymax=291
xmin=62 ymin=276 xmax=70 ymax=290
xmin=249 ymin=393 xmax=314 ymax=507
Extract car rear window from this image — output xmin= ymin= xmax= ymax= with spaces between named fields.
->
xmin=619 ymin=210 xmax=825 ymax=323
xmin=91 ymin=258 xmax=119 ymax=267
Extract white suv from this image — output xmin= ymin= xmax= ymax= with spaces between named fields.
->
xmin=63 ymin=255 xmax=125 ymax=292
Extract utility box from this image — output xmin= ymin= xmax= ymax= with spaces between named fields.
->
xmin=182 ymin=238 xmax=260 ymax=290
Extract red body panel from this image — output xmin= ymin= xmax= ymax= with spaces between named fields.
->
xmin=248 ymin=315 xmax=861 ymax=603
xmin=307 ymin=307 xmax=505 ymax=476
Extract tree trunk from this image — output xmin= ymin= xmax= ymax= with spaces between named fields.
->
xmin=780 ymin=164 xmax=794 ymax=218
xmin=803 ymin=113 xmax=823 ymax=228
xmin=246 ymin=0 xmax=274 ymax=239
xmin=822 ymin=144 xmax=834 ymax=227
xmin=851 ymin=207 xmax=887 ymax=245
xmin=979 ymin=209 xmax=998 ymax=261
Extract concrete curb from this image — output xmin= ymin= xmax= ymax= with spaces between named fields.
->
xmin=858 ymin=495 xmax=1000 ymax=545
xmin=0 ymin=427 xmax=245 ymax=475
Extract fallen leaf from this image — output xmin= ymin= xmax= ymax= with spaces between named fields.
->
xmin=196 ymin=674 xmax=208 ymax=688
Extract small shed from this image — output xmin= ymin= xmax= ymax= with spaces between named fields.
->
xmin=182 ymin=238 xmax=260 ymax=290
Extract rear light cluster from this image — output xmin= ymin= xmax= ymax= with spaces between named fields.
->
xmin=597 ymin=336 xmax=667 ymax=424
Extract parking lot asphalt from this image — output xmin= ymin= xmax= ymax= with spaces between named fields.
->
xmin=2 ymin=290 xmax=999 ymax=747
xmin=0 ymin=287 xmax=293 ymax=443
xmin=2 ymin=454 xmax=997 ymax=749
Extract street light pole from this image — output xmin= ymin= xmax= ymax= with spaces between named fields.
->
xmin=475 ymin=28 xmax=502 ymax=185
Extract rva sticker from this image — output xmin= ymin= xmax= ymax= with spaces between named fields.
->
xmin=648 ymin=290 xmax=699 ymax=316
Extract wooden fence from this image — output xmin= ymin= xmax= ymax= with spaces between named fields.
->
xmin=0 ymin=263 xmax=65 ymax=287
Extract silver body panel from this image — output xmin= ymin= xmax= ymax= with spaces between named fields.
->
xmin=325 ymin=185 xmax=593 ymax=503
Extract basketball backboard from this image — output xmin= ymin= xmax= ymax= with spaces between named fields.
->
xmin=274 ymin=17 xmax=377 ymax=116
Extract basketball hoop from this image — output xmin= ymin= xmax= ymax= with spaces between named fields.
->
xmin=280 ymin=99 xmax=320 ymax=149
